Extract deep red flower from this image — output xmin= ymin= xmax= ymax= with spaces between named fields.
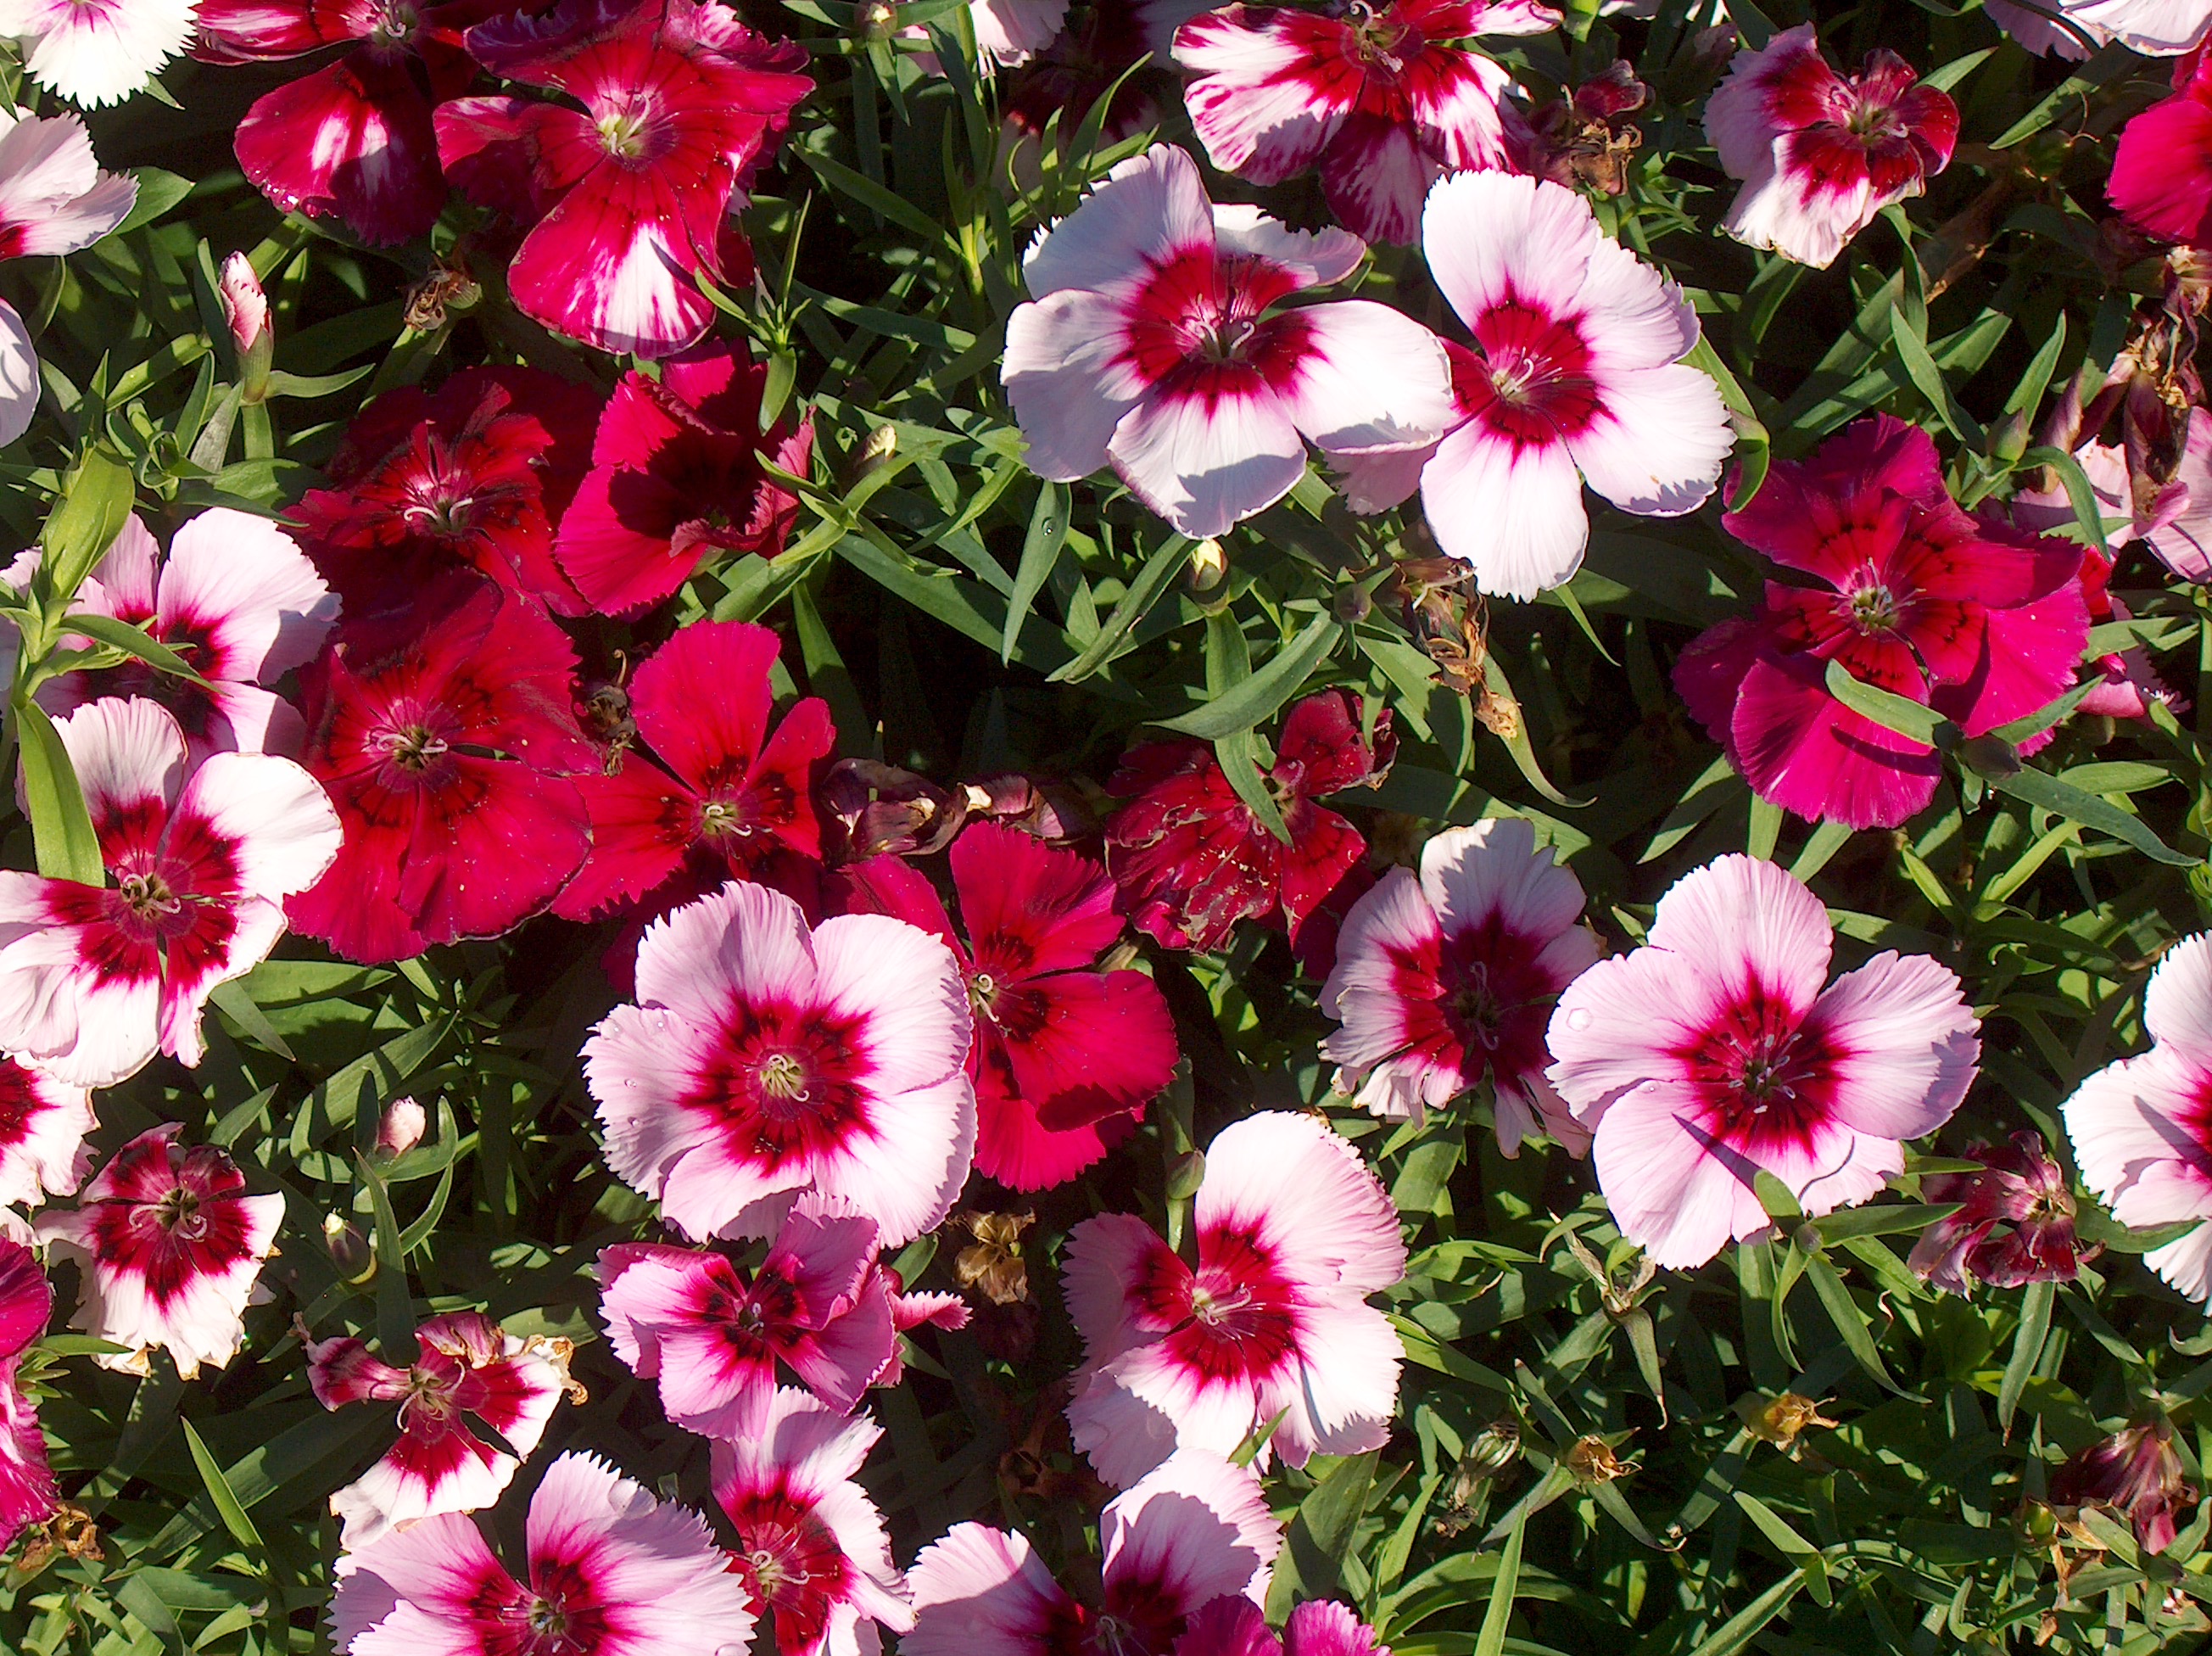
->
xmin=2110 ymin=47 xmax=2212 ymax=247
xmin=2052 ymin=1419 xmax=2199 ymax=1552
xmin=287 ymin=574 xmax=600 ymax=962
xmin=553 ymin=340 xmax=811 ymax=617
xmin=293 ymin=366 xmax=600 ymax=619
xmin=1909 ymin=1131 xmax=2099 ymax=1294
xmin=1105 ymin=690 xmax=1395 ymax=953
xmin=0 ymin=1240 xmax=54 ymax=1542
xmin=553 ymin=618 xmax=834 ymax=923
xmin=433 ymin=0 xmax=813 ymax=355
xmin=836 ymin=821 xmax=1181 ymax=1191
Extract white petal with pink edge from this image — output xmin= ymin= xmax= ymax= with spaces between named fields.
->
xmin=1209 ymin=204 xmax=1366 ymax=288
xmin=1804 ymin=950 xmax=1979 ymax=1141
xmin=176 ymin=752 xmax=344 ymax=899
xmin=1003 ymin=288 xmax=1152 ymax=482
xmin=161 ymin=510 xmax=340 ymax=681
xmin=906 ymin=1522 xmax=1078 ymax=1656
xmin=1418 ymin=418 xmax=1590 ymax=600
xmin=1271 ymin=299 xmax=1456 ymax=456
xmin=1178 ymin=10 xmax=1347 ymax=183
xmin=807 ymin=911 xmax=973 ymax=1094
xmin=1197 ymin=1111 xmax=1405 ymax=1295
xmin=2064 ymin=1047 xmax=2212 ymax=1230
xmin=1562 ymin=361 xmax=1732 ymax=518
xmin=1589 ymin=1089 xmax=1774 ymax=1268
xmin=1647 ymin=854 xmax=1834 ymax=1016
xmin=55 ymin=697 xmax=182 ymax=831
xmin=1422 ymin=171 xmax=1599 ymax=337
xmin=1107 ymin=375 xmax=1307 ymax=539
xmin=1100 ymin=1448 xmax=1281 ymax=1609
xmin=0 ymin=300 xmax=39 ymax=447
xmin=2143 ymin=933 xmax=2212 ymax=1067
xmin=1023 ymin=143 xmax=1215 ymax=301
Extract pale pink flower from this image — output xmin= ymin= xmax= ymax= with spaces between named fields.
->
xmin=1178 ymin=1597 xmax=1392 ymax=1656
xmin=1002 ymin=142 xmax=1454 ymax=539
xmin=1064 ymin=1111 xmax=1405 ymax=1486
xmin=217 ymin=252 xmax=269 ymax=354
xmin=596 ymin=1194 xmax=896 ymax=1437
xmin=0 ymin=0 xmax=194 ymax=105
xmin=0 ymin=109 xmax=136 ymax=443
xmin=907 ymin=1449 xmax=1281 ymax=1656
xmin=1546 ymin=854 xmax=1980 ymax=1269
xmin=1701 ymin=25 xmax=1958 ymax=271
xmin=1335 ymin=171 xmax=1731 ymax=600
xmin=2064 ymin=932 xmax=2212 ymax=1303
xmin=585 ymin=879 xmax=975 ymax=1248
xmin=711 ymin=1389 xmax=913 ymax=1656
xmin=331 ymin=1451 xmax=759 ymax=1656
xmin=43 ymin=510 xmax=340 ymax=760
xmin=1986 ymin=0 xmax=2211 ymax=57
xmin=375 ymin=1097 xmax=427 ymax=1158
xmin=36 ymin=1125 xmax=284 ymax=1379
xmin=0 ymin=698 xmax=342 ymax=1087
xmin=1321 ymin=819 xmax=1598 ymax=1154
xmin=306 ymin=1312 xmax=582 ymax=1552
xmin=0 ymin=1056 xmax=93 ymax=1209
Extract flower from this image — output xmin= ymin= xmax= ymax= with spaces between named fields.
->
xmin=376 ymin=1097 xmax=427 ymax=1157
xmin=1333 ymin=171 xmax=1731 ymax=600
xmin=2051 ymin=1420 xmax=2199 ymax=1552
xmin=2110 ymin=49 xmax=2212 ymax=250
xmin=0 ymin=0 xmax=194 ymax=107
xmin=1320 ymin=819 xmax=1598 ymax=1155
xmin=906 ymin=1449 xmax=1282 ymax=1656
xmin=329 ymin=1451 xmax=760 ymax=1656
xmin=217 ymin=252 xmax=269 ymax=355
xmin=1545 ymin=854 xmax=1980 ymax=1269
xmin=1701 ymin=25 xmax=1958 ymax=270
xmin=1105 ymin=689 xmax=1395 ymax=954
xmin=2010 ymin=406 xmax=2212 ymax=587
xmin=835 ymin=821 xmax=1181 ymax=1191
xmin=293 ymin=367 xmax=602 ymax=618
xmin=0 ymin=697 xmax=342 ymax=1086
xmin=1673 ymin=416 xmax=2088 ymax=831
xmin=36 ymin=1125 xmax=285 ymax=1379
xmin=595 ymin=1194 xmax=896 ymax=1436
xmin=0 ymin=109 xmax=137 ymax=445
xmin=2072 ymin=548 xmax=2183 ymax=724
xmin=194 ymin=0 xmax=485 ymax=244
xmin=1176 ymin=1597 xmax=1392 ymax=1656
xmin=285 ymin=575 xmax=600 ymax=964
xmin=1001 ymin=142 xmax=1454 ymax=538
xmin=1512 ymin=58 xmax=1650 ymax=195
xmin=306 ymin=1312 xmax=583 ymax=1551
xmin=1064 ymin=1111 xmax=1405 ymax=1485
xmin=434 ymin=0 xmax=813 ymax=355
xmin=0 ymin=1239 xmax=57 ymax=1541
xmin=0 ymin=1059 xmax=92 ymax=1210
xmin=42 ymin=510 xmax=340 ymax=761
xmin=1986 ymin=0 xmax=2212 ymax=58
xmin=585 ymin=878 xmax=976 ymax=1247
xmin=1176 ymin=0 xmax=1559 ymax=245
xmin=555 ymin=620 xmax=834 ymax=925
xmin=710 ymin=1389 xmax=913 ymax=1656
xmin=2063 ymin=932 xmax=2212 ymax=1302
xmin=1908 ymin=1132 xmax=2097 ymax=1295
xmin=553 ymin=341 xmax=811 ymax=617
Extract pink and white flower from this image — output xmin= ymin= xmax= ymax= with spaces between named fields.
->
xmin=0 ymin=697 xmax=341 ymax=1087
xmin=596 ymin=1194 xmax=896 ymax=1437
xmin=1002 ymin=142 xmax=1454 ymax=538
xmin=1177 ymin=1597 xmax=1392 ymax=1656
xmin=1986 ymin=0 xmax=2212 ymax=58
xmin=2063 ymin=932 xmax=2212 ymax=1303
xmin=36 ymin=1125 xmax=284 ymax=1379
xmin=0 ymin=109 xmax=136 ymax=445
xmin=1335 ymin=171 xmax=1731 ymax=600
xmin=1321 ymin=819 xmax=1598 ymax=1155
xmin=711 ymin=1389 xmax=913 ymax=1656
xmin=1177 ymin=0 xmax=1560 ymax=245
xmin=1064 ymin=1111 xmax=1405 ymax=1485
xmin=306 ymin=1311 xmax=583 ymax=1551
xmin=0 ymin=0 xmax=194 ymax=107
xmin=906 ymin=1448 xmax=1281 ymax=1656
xmin=0 ymin=1238 xmax=56 ymax=1541
xmin=330 ymin=1450 xmax=759 ymax=1656
xmin=1702 ymin=25 xmax=1958 ymax=271
xmin=43 ymin=510 xmax=339 ymax=761
xmin=1546 ymin=855 xmax=1980 ymax=1269
xmin=0 ymin=1058 xmax=93 ymax=1210
xmin=585 ymin=879 xmax=975 ymax=1248
xmin=217 ymin=252 xmax=269 ymax=357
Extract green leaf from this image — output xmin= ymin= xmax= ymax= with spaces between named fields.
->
xmin=59 ymin=612 xmax=208 ymax=684
xmin=38 ymin=445 xmax=137 ymax=601
xmin=1683 ymin=1569 xmax=1809 ymax=1656
xmin=1989 ymin=764 xmax=2198 ymax=866
xmin=15 ymin=700 xmax=103 ymax=885
xmin=1887 ymin=305 xmax=1984 ymax=446
xmin=1733 ymin=1492 xmax=1832 ymax=1608
xmin=206 ymin=979 xmax=296 ymax=1061
xmin=1998 ymin=1278 xmax=2054 ymax=1440
xmin=180 ymin=1418 xmax=266 ymax=1557
xmin=1803 ymin=1251 xmax=1919 ymax=1400
xmin=1002 ymin=481 xmax=1068 ymax=665
xmin=109 ymin=168 xmax=194 ymax=237
xmin=1821 ymin=658 xmax=1948 ymax=745
xmin=1215 ymin=729 xmax=1289 ymax=844
xmin=1049 ymin=536 xmax=1193 ymax=682
xmin=1159 ymin=610 xmax=1338 ymax=740
xmin=1475 ymin=1504 xmax=1527 ymax=1656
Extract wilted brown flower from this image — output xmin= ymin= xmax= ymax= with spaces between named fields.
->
xmin=954 ymin=1210 xmax=1036 ymax=1306
xmin=1567 ymin=1434 xmax=1639 ymax=1485
xmin=1738 ymin=1392 xmax=1840 ymax=1452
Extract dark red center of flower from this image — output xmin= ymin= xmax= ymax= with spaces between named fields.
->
xmin=1341 ymin=0 xmax=1416 ymax=71
xmin=596 ymin=98 xmax=673 ymax=165
xmin=501 ymin=1559 xmax=609 ymax=1656
xmin=728 ymin=1488 xmax=853 ymax=1648
xmin=368 ymin=0 xmax=422 ymax=48
xmin=683 ymin=1001 xmax=875 ymax=1169
xmin=380 ymin=723 xmax=452 ymax=772
xmin=1676 ymin=982 xmax=1840 ymax=1152
xmin=1462 ymin=299 xmax=1600 ymax=445
xmin=1845 ymin=576 xmax=1901 ymax=633
xmin=1121 ymin=248 xmax=1309 ymax=398
xmin=1138 ymin=1226 xmax=1299 ymax=1384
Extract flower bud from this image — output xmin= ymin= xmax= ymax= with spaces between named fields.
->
xmin=219 ymin=253 xmax=274 ymax=404
xmin=376 ymin=1095 xmax=427 ymax=1158
xmin=1166 ymin=1150 xmax=1207 ymax=1200
xmin=1187 ymin=538 xmax=1227 ymax=592
xmin=2052 ymin=1418 xmax=2199 ymax=1552
xmin=323 ymin=1213 xmax=375 ymax=1284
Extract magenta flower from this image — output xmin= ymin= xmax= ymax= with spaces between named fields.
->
xmin=585 ymin=879 xmax=976 ymax=1247
xmin=710 ymin=1389 xmax=913 ymax=1656
xmin=0 ymin=698 xmax=341 ymax=1087
xmin=330 ymin=1451 xmax=761 ymax=1655
xmin=907 ymin=1449 xmax=1282 ymax=1656
xmin=2064 ymin=932 xmax=2212 ymax=1302
xmin=1321 ymin=819 xmax=1597 ymax=1155
xmin=1908 ymin=1132 xmax=2097 ymax=1295
xmin=1176 ymin=0 xmax=1559 ymax=245
xmin=36 ymin=1125 xmax=284 ymax=1379
xmin=1176 ymin=1597 xmax=1392 ymax=1656
xmin=1702 ymin=25 xmax=1958 ymax=271
xmin=43 ymin=511 xmax=339 ymax=761
xmin=434 ymin=0 xmax=813 ymax=356
xmin=553 ymin=340 xmax=811 ymax=618
xmin=2110 ymin=50 xmax=2212 ymax=249
xmin=836 ymin=821 xmax=1181 ymax=1193
xmin=0 ymin=1239 xmax=56 ymax=1543
xmin=2051 ymin=1421 xmax=2199 ymax=1552
xmin=1333 ymin=171 xmax=1731 ymax=599
xmin=1001 ymin=143 xmax=1454 ymax=538
xmin=306 ymin=1312 xmax=582 ymax=1551
xmin=286 ymin=576 xmax=600 ymax=964
xmin=1546 ymin=855 xmax=1980 ymax=1269
xmin=1064 ymin=1111 xmax=1405 ymax=1485
xmin=1106 ymin=689 xmax=1394 ymax=954
xmin=1673 ymin=417 xmax=2088 ymax=831
xmin=555 ymin=620 xmax=834 ymax=925
xmin=596 ymin=1194 xmax=896 ymax=1436
xmin=0 ymin=1059 xmax=93 ymax=1211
